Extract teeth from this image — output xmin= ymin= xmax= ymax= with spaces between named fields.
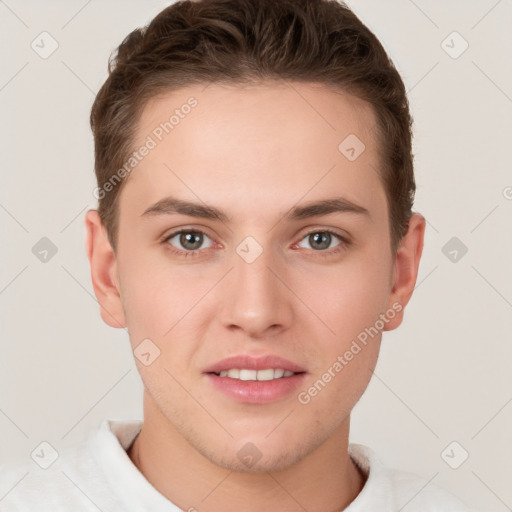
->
xmin=256 ymin=368 xmax=274 ymax=381
xmin=239 ymin=369 xmax=257 ymax=381
xmin=216 ymin=368 xmax=297 ymax=381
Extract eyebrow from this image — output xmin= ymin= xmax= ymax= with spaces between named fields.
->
xmin=140 ymin=195 xmax=370 ymax=222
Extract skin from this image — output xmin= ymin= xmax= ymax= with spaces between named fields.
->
xmin=85 ymin=81 xmax=425 ymax=512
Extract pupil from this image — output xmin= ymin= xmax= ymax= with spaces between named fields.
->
xmin=181 ymin=232 xmax=202 ymax=250
xmin=310 ymin=232 xmax=330 ymax=250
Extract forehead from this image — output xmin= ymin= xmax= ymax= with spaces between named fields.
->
xmin=136 ymin=81 xmax=377 ymax=152
xmin=121 ymin=81 xmax=384 ymax=221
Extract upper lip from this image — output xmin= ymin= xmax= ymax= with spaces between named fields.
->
xmin=203 ymin=355 xmax=306 ymax=374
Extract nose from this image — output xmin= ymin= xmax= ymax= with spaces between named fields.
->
xmin=218 ymin=241 xmax=294 ymax=338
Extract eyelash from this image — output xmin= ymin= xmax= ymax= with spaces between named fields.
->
xmin=161 ymin=228 xmax=350 ymax=259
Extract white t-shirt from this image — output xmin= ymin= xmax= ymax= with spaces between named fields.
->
xmin=0 ymin=419 xmax=474 ymax=511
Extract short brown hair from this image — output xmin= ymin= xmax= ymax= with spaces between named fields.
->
xmin=90 ymin=0 xmax=415 ymax=254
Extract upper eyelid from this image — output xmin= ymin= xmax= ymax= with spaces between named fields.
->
xmin=163 ymin=228 xmax=215 ymax=247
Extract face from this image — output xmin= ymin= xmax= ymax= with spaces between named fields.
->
xmin=86 ymin=81 xmax=424 ymax=472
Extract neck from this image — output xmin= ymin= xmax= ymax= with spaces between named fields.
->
xmin=127 ymin=394 xmax=366 ymax=512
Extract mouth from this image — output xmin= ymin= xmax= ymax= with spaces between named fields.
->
xmin=204 ymin=355 xmax=307 ymax=404
xmin=210 ymin=368 xmax=300 ymax=380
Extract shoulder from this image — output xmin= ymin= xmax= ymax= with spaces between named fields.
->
xmin=0 ymin=442 xmax=102 ymax=511
xmin=387 ymin=466 xmax=471 ymax=511
xmin=348 ymin=443 xmax=475 ymax=511
xmin=0 ymin=419 xmax=143 ymax=512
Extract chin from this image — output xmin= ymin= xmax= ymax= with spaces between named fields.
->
xmin=196 ymin=435 xmax=320 ymax=474
xmin=210 ymin=450 xmax=305 ymax=474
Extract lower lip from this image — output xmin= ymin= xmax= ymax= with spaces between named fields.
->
xmin=206 ymin=373 xmax=306 ymax=404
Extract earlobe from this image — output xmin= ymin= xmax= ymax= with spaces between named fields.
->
xmin=84 ymin=209 xmax=127 ymax=329
xmin=384 ymin=213 xmax=426 ymax=331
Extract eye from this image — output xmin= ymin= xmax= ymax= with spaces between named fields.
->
xmin=297 ymin=230 xmax=345 ymax=251
xmin=164 ymin=229 xmax=214 ymax=253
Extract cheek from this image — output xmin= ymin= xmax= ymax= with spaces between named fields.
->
xmin=299 ymin=249 xmax=392 ymax=342
xmin=296 ymin=339 xmax=380 ymax=426
xmin=117 ymin=250 xmax=218 ymax=387
xmin=298 ymin=245 xmax=391 ymax=405
xmin=296 ymin=263 xmax=386 ymax=411
xmin=118 ymin=246 xmax=206 ymax=336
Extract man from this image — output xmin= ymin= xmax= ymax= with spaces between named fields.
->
xmin=0 ymin=0 xmax=473 ymax=509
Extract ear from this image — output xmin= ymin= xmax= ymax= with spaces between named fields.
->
xmin=384 ymin=213 xmax=426 ymax=331
xmin=84 ymin=209 xmax=126 ymax=329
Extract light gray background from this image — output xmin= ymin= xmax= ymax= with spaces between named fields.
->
xmin=1 ymin=1 xmax=511 ymax=510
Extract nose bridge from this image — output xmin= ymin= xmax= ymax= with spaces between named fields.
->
xmin=219 ymin=236 xmax=292 ymax=335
